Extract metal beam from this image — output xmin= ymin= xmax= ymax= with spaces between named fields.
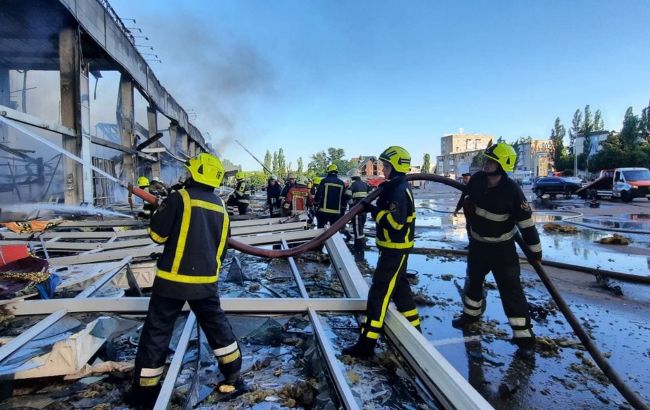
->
xmin=7 ymin=297 xmax=367 ymax=316
xmin=0 ymin=104 xmax=76 ymax=137
xmin=231 ymin=221 xmax=306 ymax=237
xmin=326 ymin=233 xmax=493 ymax=410
xmin=154 ymin=313 xmax=196 ymax=410
xmin=75 ymin=256 xmax=132 ymax=298
xmin=308 ymin=309 xmax=360 ymax=410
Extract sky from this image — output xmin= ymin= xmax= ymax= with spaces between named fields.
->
xmin=109 ymin=0 xmax=650 ymax=170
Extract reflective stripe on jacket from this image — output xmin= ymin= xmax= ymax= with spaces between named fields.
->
xmin=148 ymin=184 xmax=229 ymax=299
xmin=370 ymin=175 xmax=416 ymax=251
xmin=464 ymin=171 xmax=542 ymax=258
xmin=315 ymin=173 xmax=346 ymax=215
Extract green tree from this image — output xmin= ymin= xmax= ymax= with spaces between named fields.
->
xmin=582 ymin=105 xmax=594 ymax=164
xmin=277 ymin=148 xmax=287 ymax=178
xmin=308 ymin=151 xmax=328 ymax=174
xmin=594 ymin=109 xmax=604 ymax=131
xmin=640 ymin=100 xmax=650 ymax=143
xmin=550 ymin=117 xmax=566 ymax=170
xmin=263 ymin=150 xmax=272 ymax=175
xmin=620 ymin=106 xmax=640 ymax=150
xmin=272 ymin=151 xmax=278 ymax=175
xmin=570 ymin=109 xmax=582 ymax=152
xmin=297 ymin=157 xmax=304 ymax=174
xmin=422 ymin=153 xmax=431 ymax=173
xmin=327 ymin=147 xmax=345 ymax=162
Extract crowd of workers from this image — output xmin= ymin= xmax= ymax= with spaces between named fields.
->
xmin=127 ymin=142 xmax=542 ymax=406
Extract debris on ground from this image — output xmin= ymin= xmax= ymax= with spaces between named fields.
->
xmin=594 ymin=273 xmax=623 ymax=296
xmin=543 ymin=223 xmax=578 ymax=234
xmin=597 ymin=234 xmax=631 ymax=245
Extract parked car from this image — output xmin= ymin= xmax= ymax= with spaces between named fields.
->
xmin=532 ymin=177 xmax=581 ymax=199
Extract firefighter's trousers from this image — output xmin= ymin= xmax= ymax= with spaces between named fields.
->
xmin=352 ymin=212 xmax=366 ymax=241
xmin=133 ymin=293 xmax=242 ymax=389
xmin=360 ymin=250 xmax=420 ymax=344
xmin=237 ymin=204 xmax=248 ymax=215
xmin=463 ymin=241 xmax=534 ymax=342
xmin=316 ymin=212 xmax=341 ymax=229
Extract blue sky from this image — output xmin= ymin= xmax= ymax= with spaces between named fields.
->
xmin=110 ymin=0 xmax=650 ymax=170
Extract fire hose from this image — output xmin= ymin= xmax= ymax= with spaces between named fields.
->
xmin=128 ymin=174 xmax=648 ymax=408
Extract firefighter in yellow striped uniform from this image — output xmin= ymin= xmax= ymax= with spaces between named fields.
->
xmin=126 ymin=153 xmax=246 ymax=406
xmin=452 ymin=142 xmax=542 ymax=360
xmin=346 ymin=168 xmax=371 ymax=249
xmin=342 ymin=146 xmax=420 ymax=358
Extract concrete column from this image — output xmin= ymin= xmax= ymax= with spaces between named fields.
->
xmin=189 ymin=140 xmax=196 ymax=157
xmin=59 ymin=26 xmax=83 ymax=205
xmin=117 ymin=74 xmax=135 ymax=184
xmin=168 ymin=122 xmax=178 ymax=156
xmin=180 ymin=130 xmax=189 ymax=155
xmin=0 ymin=67 xmax=9 ymax=143
xmin=147 ymin=104 xmax=160 ymax=179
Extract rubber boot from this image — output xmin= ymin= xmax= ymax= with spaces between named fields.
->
xmin=514 ymin=337 xmax=536 ymax=361
xmin=451 ymin=313 xmax=480 ymax=328
xmin=216 ymin=376 xmax=250 ymax=400
xmin=123 ymin=384 xmax=161 ymax=408
xmin=342 ymin=337 xmax=376 ymax=359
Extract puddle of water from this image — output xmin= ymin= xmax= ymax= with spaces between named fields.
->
xmin=369 ymin=252 xmax=650 ymax=409
xmin=407 ymin=201 xmax=650 ymax=276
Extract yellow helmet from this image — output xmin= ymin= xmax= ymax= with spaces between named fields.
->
xmin=379 ymin=146 xmax=411 ymax=173
xmin=184 ymin=153 xmax=225 ymax=188
xmin=137 ymin=176 xmax=150 ymax=187
xmin=235 ymin=171 xmax=245 ymax=180
xmin=313 ymin=176 xmax=323 ymax=185
xmin=327 ymin=164 xmax=338 ymax=173
xmin=483 ymin=142 xmax=516 ymax=172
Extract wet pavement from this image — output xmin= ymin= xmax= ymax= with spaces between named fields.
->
xmin=356 ymin=248 xmax=650 ymax=409
xmin=409 ymin=190 xmax=650 ymax=276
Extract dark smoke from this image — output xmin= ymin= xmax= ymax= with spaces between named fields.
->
xmin=141 ymin=10 xmax=277 ymax=157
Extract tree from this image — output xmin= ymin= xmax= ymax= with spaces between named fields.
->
xmin=308 ymin=151 xmax=328 ymax=174
xmin=272 ymin=151 xmax=278 ymax=175
xmin=620 ymin=106 xmax=640 ymax=150
xmin=550 ymin=117 xmax=566 ymax=169
xmin=297 ymin=157 xmax=304 ymax=174
xmin=582 ymin=105 xmax=594 ymax=163
xmin=570 ymin=109 xmax=582 ymax=152
xmin=594 ymin=109 xmax=604 ymax=131
xmin=640 ymin=100 xmax=650 ymax=143
xmin=263 ymin=150 xmax=272 ymax=175
xmin=277 ymin=148 xmax=287 ymax=178
xmin=327 ymin=148 xmax=345 ymax=162
xmin=422 ymin=154 xmax=431 ymax=173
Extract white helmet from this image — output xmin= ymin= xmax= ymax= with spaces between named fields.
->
xmin=350 ymin=168 xmax=361 ymax=178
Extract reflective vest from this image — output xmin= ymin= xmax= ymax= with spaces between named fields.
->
xmin=464 ymin=172 xmax=542 ymax=256
xmin=284 ymin=186 xmax=313 ymax=214
xmin=147 ymin=184 xmax=229 ymax=300
xmin=315 ymin=173 xmax=346 ymax=215
xmin=234 ymin=180 xmax=250 ymax=204
xmin=373 ymin=175 xmax=416 ymax=251
xmin=349 ymin=178 xmax=370 ymax=204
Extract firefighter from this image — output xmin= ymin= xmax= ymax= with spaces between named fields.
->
xmin=136 ymin=176 xmax=156 ymax=219
xmin=451 ymin=142 xmax=542 ymax=359
xmin=342 ymin=146 xmax=420 ymax=358
xmin=347 ymin=168 xmax=370 ymax=248
xmin=266 ymin=175 xmax=282 ymax=218
xmin=279 ymin=173 xmax=296 ymax=216
xmin=150 ymin=176 xmax=168 ymax=197
xmin=283 ymin=176 xmax=314 ymax=215
xmin=309 ymin=176 xmax=322 ymax=224
xmin=314 ymin=164 xmax=347 ymax=228
xmin=230 ymin=171 xmax=250 ymax=215
xmin=126 ymin=153 xmax=246 ymax=407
